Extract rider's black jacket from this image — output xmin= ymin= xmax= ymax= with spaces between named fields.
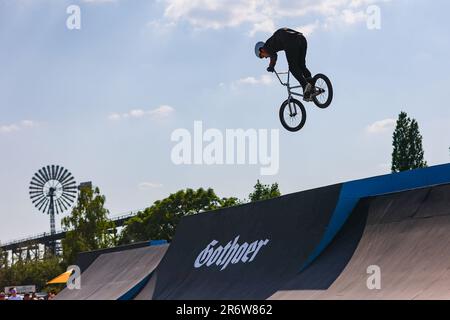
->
xmin=263 ymin=28 xmax=304 ymax=68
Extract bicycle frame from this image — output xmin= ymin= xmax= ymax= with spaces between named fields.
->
xmin=274 ymin=70 xmax=303 ymax=102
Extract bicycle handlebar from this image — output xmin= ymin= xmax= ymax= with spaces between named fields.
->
xmin=274 ymin=69 xmax=289 ymax=86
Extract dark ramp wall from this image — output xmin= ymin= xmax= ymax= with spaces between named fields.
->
xmin=151 ymin=184 xmax=343 ymax=300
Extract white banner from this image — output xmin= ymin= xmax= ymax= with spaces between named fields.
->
xmin=4 ymin=285 xmax=36 ymax=294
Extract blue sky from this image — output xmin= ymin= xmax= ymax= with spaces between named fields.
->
xmin=1 ymin=0 xmax=449 ymax=243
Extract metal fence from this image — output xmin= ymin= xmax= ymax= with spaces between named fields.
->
xmin=0 ymin=209 xmax=142 ymax=248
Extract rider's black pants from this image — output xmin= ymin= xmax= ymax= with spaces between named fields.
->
xmin=286 ymin=34 xmax=312 ymax=90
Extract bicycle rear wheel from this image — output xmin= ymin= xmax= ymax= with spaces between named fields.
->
xmin=279 ymin=98 xmax=307 ymax=132
xmin=312 ymin=74 xmax=333 ymax=109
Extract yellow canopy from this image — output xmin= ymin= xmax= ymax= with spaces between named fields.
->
xmin=47 ymin=269 xmax=73 ymax=285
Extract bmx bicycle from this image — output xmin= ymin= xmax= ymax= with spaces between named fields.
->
xmin=274 ymin=70 xmax=333 ymax=132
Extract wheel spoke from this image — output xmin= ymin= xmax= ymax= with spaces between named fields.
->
xmin=282 ymin=100 xmax=304 ymax=130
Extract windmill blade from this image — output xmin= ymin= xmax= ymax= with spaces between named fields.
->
xmin=31 ymin=194 xmax=45 ymax=205
xmin=37 ymin=199 xmax=47 ymax=212
xmin=57 ymin=199 xmax=67 ymax=214
xmin=41 ymin=166 xmax=51 ymax=181
xmin=60 ymin=194 xmax=75 ymax=207
xmin=50 ymin=165 xmax=55 ymax=180
xmin=30 ymin=180 xmax=44 ymax=189
xmin=53 ymin=165 xmax=59 ymax=180
xmin=29 ymin=188 xmax=44 ymax=194
xmin=61 ymin=195 xmax=76 ymax=208
xmin=54 ymin=199 xmax=60 ymax=215
xmin=56 ymin=167 xmax=68 ymax=182
xmin=30 ymin=190 xmax=44 ymax=196
xmin=53 ymin=200 xmax=58 ymax=215
xmin=30 ymin=192 xmax=45 ymax=200
xmin=32 ymin=174 xmax=46 ymax=186
xmin=45 ymin=166 xmax=53 ymax=182
xmin=63 ymin=179 xmax=77 ymax=187
xmin=57 ymin=198 xmax=68 ymax=212
xmin=60 ymin=174 xmax=74 ymax=186
xmin=58 ymin=169 xmax=70 ymax=185
xmin=63 ymin=184 xmax=78 ymax=191
xmin=61 ymin=192 xmax=76 ymax=204
xmin=55 ymin=165 xmax=64 ymax=181
xmin=32 ymin=173 xmax=45 ymax=185
xmin=37 ymin=169 xmax=48 ymax=184
xmin=62 ymin=186 xmax=77 ymax=193
xmin=52 ymin=165 xmax=58 ymax=180
xmin=60 ymin=198 xmax=70 ymax=212
xmin=61 ymin=192 xmax=76 ymax=201
xmin=59 ymin=196 xmax=73 ymax=209
xmin=40 ymin=167 xmax=50 ymax=182
xmin=30 ymin=191 xmax=44 ymax=199
xmin=32 ymin=193 xmax=45 ymax=203
xmin=30 ymin=182 xmax=44 ymax=189
xmin=63 ymin=190 xmax=78 ymax=197
xmin=29 ymin=184 xmax=44 ymax=191
xmin=35 ymin=196 xmax=47 ymax=210
xmin=41 ymin=199 xmax=50 ymax=214
xmin=55 ymin=166 xmax=64 ymax=181
xmin=62 ymin=193 xmax=77 ymax=199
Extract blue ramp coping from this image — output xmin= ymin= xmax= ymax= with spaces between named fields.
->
xmin=301 ymin=163 xmax=450 ymax=270
xmin=118 ymin=240 xmax=168 ymax=300
xmin=119 ymin=273 xmax=154 ymax=301
xmin=149 ymin=240 xmax=167 ymax=246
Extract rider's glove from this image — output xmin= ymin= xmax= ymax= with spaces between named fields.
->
xmin=266 ymin=66 xmax=275 ymax=73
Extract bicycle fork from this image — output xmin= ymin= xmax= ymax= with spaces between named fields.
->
xmin=286 ymin=89 xmax=297 ymax=117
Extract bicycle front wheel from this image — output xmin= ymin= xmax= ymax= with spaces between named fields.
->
xmin=279 ymin=99 xmax=307 ymax=132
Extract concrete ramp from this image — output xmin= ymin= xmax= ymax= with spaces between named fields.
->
xmin=56 ymin=244 xmax=168 ymax=300
xmin=271 ymin=184 xmax=450 ymax=300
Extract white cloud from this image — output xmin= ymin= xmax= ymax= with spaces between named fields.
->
xmin=146 ymin=20 xmax=177 ymax=32
xmin=157 ymin=0 xmax=392 ymax=36
xmin=108 ymin=105 xmax=175 ymax=121
xmin=232 ymin=74 xmax=273 ymax=87
xmin=139 ymin=182 xmax=163 ymax=189
xmin=297 ymin=21 xmax=320 ymax=36
xmin=148 ymin=105 xmax=175 ymax=118
xmin=129 ymin=109 xmax=146 ymax=118
xmin=366 ymin=118 xmax=396 ymax=134
xmin=20 ymin=120 xmax=37 ymax=128
xmin=108 ymin=113 xmax=122 ymax=121
xmin=0 ymin=120 xmax=38 ymax=134
xmin=82 ymin=0 xmax=117 ymax=3
xmin=0 ymin=124 xmax=20 ymax=134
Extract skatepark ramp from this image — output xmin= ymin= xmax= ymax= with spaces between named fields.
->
xmin=270 ymin=183 xmax=450 ymax=299
xmin=138 ymin=163 xmax=450 ymax=300
xmin=56 ymin=242 xmax=168 ymax=300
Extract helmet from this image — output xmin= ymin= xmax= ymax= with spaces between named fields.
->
xmin=254 ymin=41 xmax=265 ymax=58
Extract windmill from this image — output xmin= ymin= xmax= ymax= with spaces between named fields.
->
xmin=29 ymin=165 xmax=77 ymax=253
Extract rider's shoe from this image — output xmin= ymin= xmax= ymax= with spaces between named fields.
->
xmin=303 ymin=83 xmax=314 ymax=102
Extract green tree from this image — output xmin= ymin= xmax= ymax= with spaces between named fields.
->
xmin=0 ymin=256 xmax=64 ymax=293
xmin=248 ymin=180 xmax=281 ymax=202
xmin=0 ymin=248 xmax=6 ymax=269
xmin=120 ymin=188 xmax=239 ymax=244
xmin=61 ymin=185 xmax=117 ymax=265
xmin=391 ymin=111 xmax=427 ymax=173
